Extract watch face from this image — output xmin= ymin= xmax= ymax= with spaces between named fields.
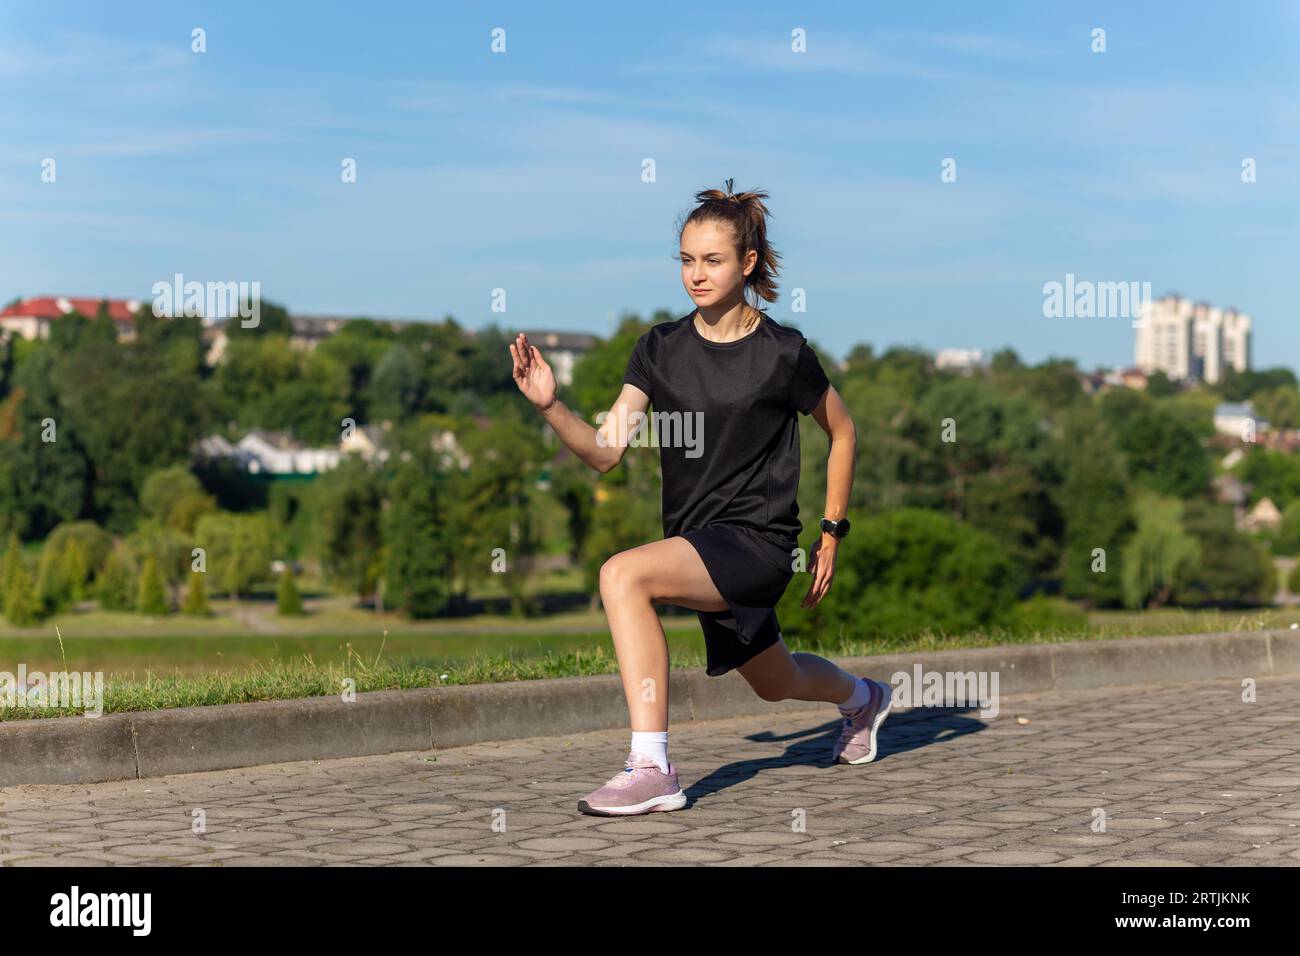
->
xmin=838 ymin=519 xmax=850 ymax=537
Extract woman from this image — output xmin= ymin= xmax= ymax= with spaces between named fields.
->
xmin=509 ymin=180 xmax=891 ymax=817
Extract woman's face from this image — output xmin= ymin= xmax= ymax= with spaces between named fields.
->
xmin=679 ymin=220 xmax=755 ymax=309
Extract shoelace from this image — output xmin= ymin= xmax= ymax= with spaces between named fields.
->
xmin=609 ymin=756 xmax=652 ymax=788
xmin=836 ymin=713 xmax=860 ymax=749
xmin=837 ymin=690 xmax=875 ymax=747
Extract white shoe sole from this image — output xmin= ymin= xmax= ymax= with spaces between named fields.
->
xmin=838 ymin=679 xmax=893 ymax=765
xmin=578 ymin=790 xmax=687 ymax=816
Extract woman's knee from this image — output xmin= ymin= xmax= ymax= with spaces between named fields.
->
xmin=599 ymin=551 xmax=646 ymax=601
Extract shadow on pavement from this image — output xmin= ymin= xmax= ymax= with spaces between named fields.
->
xmin=684 ymin=706 xmax=989 ymax=802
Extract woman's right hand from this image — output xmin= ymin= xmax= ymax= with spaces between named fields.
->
xmin=510 ymin=331 xmax=558 ymax=411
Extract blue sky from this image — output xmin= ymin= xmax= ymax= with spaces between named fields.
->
xmin=2 ymin=1 xmax=1297 ymax=372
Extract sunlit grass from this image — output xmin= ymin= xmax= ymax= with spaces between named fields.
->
xmin=2 ymin=601 xmax=1293 ymax=721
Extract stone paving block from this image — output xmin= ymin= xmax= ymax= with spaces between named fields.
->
xmin=2 ymin=675 xmax=1298 ymax=866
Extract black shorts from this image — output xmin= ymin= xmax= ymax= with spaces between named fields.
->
xmin=676 ymin=523 xmax=797 ymax=677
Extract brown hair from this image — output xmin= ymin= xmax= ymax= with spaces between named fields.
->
xmin=678 ymin=179 xmax=781 ymax=326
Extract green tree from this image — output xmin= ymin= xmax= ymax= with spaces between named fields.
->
xmin=1238 ymin=448 xmax=1300 ymax=511
xmin=1114 ymin=407 xmax=1211 ymax=498
xmin=3 ymin=555 xmax=40 ymax=626
xmin=181 ymin=569 xmax=210 ymax=616
xmin=369 ymin=343 xmax=426 ymax=423
xmin=778 ymin=508 xmax=1018 ymax=644
xmin=192 ymin=511 xmax=274 ymax=599
xmin=382 ymin=450 xmax=453 ymax=618
xmin=1144 ymin=370 xmax=1178 ymax=398
xmin=1275 ymin=500 xmax=1300 ymax=556
xmin=445 ymin=417 xmax=546 ymax=615
xmin=44 ymin=521 xmax=113 ymax=585
xmin=62 ymin=538 xmax=89 ymax=601
xmin=917 ymin=376 xmax=1063 ymax=584
xmin=276 ymin=567 xmax=305 ymax=616
xmin=35 ymin=543 xmax=71 ymax=615
xmin=96 ymin=547 xmax=135 ymax=611
xmin=1217 ymin=366 xmax=1298 ymax=403
xmin=137 ymin=555 xmax=169 ymax=614
xmin=312 ymin=457 xmax=384 ymax=601
xmin=1253 ymin=386 xmax=1300 ymax=431
xmin=1172 ymin=500 xmax=1276 ymax=606
xmin=141 ymin=465 xmax=216 ymax=532
xmin=1120 ymin=493 xmax=1201 ymax=609
xmin=1055 ymin=411 xmax=1134 ymax=607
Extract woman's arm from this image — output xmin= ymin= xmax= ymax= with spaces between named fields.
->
xmin=801 ymin=384 xmax=856 ymax=607
xmin=510 ymin=331 xmax=650 ymax=474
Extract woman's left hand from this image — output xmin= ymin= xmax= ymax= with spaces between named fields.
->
xmin=800 ymin=535 xmax=838 ymax=607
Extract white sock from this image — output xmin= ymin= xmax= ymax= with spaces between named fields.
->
xmin=837 ymin=677 xmax=873 ymax=714
xmin=630 ymin=731 xmax=669 ymax=774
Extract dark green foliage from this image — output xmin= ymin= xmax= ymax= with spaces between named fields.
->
xmin=780 ymin=508 xmax=1018 ymax=643
xmin=1055 ymin=411 xmax=1134 ymax=607
xmin=181 ymin=570 xmax=211 ymax=616
xmin=1238 ymin=448 xmax=1300 ymax=511
xmin=1113 ymin=406 xmax=1211 ymax=497
xmin=137 ymin=555 xmax=169 ymax=615
xmin=275 ymin=568 xmax=304 ymax=616
xmin=381 ymin=450 xmax=452 ymax=618
xmin=1172 ymin=500 xmax=1276 ymax=606
xmin=95 ymin=547 xmax=135 ymax=611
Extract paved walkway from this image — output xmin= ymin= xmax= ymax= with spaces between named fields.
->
xmin=2 ymin=676 xmax=1299 ymax=866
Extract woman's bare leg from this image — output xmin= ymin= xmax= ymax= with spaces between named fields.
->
xmin=735 ymin=637 xmax=858 ymax=704
xmin=598 ymin=536 xmax=729 ymax=731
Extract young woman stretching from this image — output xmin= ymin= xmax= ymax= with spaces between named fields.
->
xmin=509 ymin=181 xmax=891 ymax=816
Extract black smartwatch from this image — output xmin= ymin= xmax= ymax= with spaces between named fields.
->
xmin=820 ymin=517 xmax=850 ymax=539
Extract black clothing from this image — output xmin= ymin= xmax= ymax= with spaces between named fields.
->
xmin=622 ymin=310 xmax=831 ymax=674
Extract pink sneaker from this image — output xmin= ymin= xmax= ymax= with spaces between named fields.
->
xmin=832 ymin=678 xmax=892 ymax=764
xmin=577 ymin=751 xmax=687 ymax=816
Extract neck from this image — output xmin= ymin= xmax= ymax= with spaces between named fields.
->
xmin=693 ymin=299 xmax=760 ymax=343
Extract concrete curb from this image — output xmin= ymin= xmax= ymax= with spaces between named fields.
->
xmin=2 ymin=629 xmax=1297 ymax=787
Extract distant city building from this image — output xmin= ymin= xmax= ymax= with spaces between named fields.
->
xmin=234 ymin=430 xmax=344 ymax=476
xmin=199 ymin=315 xmax=600 ymax=380
xmin=341 ymin=423 xmax=392 ymax=465
xmin=0 ymin=296 xmax=142 ymax=343
xmin=517 ymin=329 xmax=601 ymax=386
xmin=933 ymin=348 xmax=989 ymax=374
xmin=1241 ymin=496 xmax=1282 ymax=532
xmin=1078 ymin=366 xmax=1148 ymax=395
xmin=3 ymin=295 xmax=604 ymax=384
xmin=1135 ymin=293 xmax=1251 ymax=384
xmin=193 ymin=424 xmax=471 ymax=477
xmin=1213 ymin=400 xmax=1269 ymax=438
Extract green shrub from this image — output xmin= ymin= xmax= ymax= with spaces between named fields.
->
xmin=1004 ymin=594 xmax=1089 ymax=636
xmin=779 ymin=508 xmax=1018 ymax=644
xmin=137 ymin=555 xmax=169 ymax=615
xmin=276 ymin=568 xmax=304 ymax=616
xmin=3 ymin=557 xmax=41 ymax=627
xmin=96 ymin=547 xmax=135 ymax=611
xmin=181 ymin=570 xmax=210 ymax=617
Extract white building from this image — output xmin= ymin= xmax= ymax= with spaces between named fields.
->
xmin=1135 ymin=294 xmax=1251 ymax=384
xmin=516 ymin=330 xmax=600 ymax=386
xmin=934 ymin=348 xmax=989 ymax=374
xmin=1213 ymin=401 xmax=1269 ymax=438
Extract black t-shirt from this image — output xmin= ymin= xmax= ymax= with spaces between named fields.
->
xmin=621 ymin=310 xmax=831 ymax=551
